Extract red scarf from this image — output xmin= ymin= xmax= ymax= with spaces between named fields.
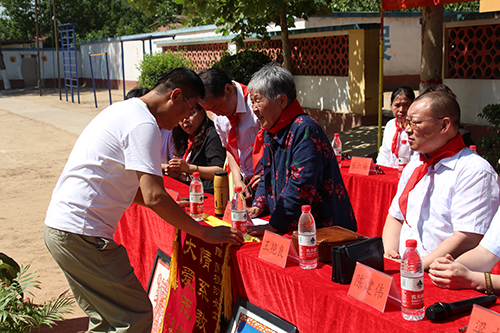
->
xmin=252 ymin=99 xmax=305 ymax=172
xmin=182 ymin=137 xmax=194 ymax=162
xmin=226 ymin=84 xmax=249 ymax=166
xmin=391 ymin=120 xmax=405 ymax=158
xmin=398 ymin=133 xmax=466 ymax=221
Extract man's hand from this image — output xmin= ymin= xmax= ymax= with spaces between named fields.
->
xmin=428 ymin=254 xmax=481 ymax=290
xmin=203 ymin=226 xmax=245 ymax=245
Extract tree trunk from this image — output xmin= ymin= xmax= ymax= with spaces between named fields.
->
xmin=420 ymin=5 xmax=444 ymax=93
xmin=280 ymin=5 xmax=292 ymax=73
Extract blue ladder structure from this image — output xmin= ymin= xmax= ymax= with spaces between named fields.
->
xmin=59 ymin=23 xmax=80 ymax=103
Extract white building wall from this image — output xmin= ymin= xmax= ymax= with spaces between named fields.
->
xmin=295 ymin=76 xmax=350 ymax=112
xmin=446 ymin=79 xmax=500 ymax=126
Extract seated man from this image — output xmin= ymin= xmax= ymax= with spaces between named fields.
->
xmin=382 ymin=91 xmax=499 ymax=270
xmin=428 ymin=208 xmax=500 ymax=295
xmin=246 ymin=63 xmax=357 ymax=236
xmin=198 ymin=68 xmax=262 ymax=198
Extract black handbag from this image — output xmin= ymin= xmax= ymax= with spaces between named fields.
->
xmin=331 ymin=237 xmax=384 ymax=284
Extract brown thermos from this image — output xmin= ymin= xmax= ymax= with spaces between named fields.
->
xmin=214 ymin=171 xmax=229 ymax=217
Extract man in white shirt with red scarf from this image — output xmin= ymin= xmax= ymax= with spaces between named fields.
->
xmin=382 ymin=91 xmax=499 ymax=270
xmin=198 ymin=69 xmax=262 ymax=199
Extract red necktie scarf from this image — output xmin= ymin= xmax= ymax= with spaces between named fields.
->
xmin=391 ymin=121 xmax=405 ymax=158
xmin=398 ymin=133 xmax=466 ymax=222
xmin=251 ymin=99 xmax=306 ymax=172
xmin=182 ymin=137 xmax=194 ymax=162
xmin=225 ymin=84 xmax=249 ymax=167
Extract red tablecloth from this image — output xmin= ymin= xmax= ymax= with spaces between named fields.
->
xmin=231 ymin=243 xmax=500 ymax=333
xmin=339 ymin=161 xmax=400 ymax=238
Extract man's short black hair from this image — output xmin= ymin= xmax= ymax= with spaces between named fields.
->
xmin=198 ymin=68 xmax=232 ymax=100
xmin=153 ymin=67 xmax=205 ymax=100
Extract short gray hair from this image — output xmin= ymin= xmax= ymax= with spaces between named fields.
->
xmin=247 ymin=62 xmax=296 ymax=106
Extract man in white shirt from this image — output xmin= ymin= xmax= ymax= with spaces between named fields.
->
xmin=382 ymin=91 xmax=499 ymax=270
xmin=44 ymin=68 xmax=243 ymax=333
xmin=198 ymin=69 xmax=262 ymax=198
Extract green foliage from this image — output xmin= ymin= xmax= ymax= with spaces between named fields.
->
xmin=0 ymin=0 xmax=183 ymax=47
xmin=0 ymin=264 xmax=74 ymax=332
xmin=477 ymin=101 xmax=500 ymax=174
xmin=212 ymin=50 xmax=272 ymax=85
xmin=136 ymin=51 xmax=196 ymax=90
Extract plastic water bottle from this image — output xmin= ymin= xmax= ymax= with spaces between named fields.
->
xmin=332 ymin=133 xmax=342 ymax=165
xmin=189 ymin=172 xmax=204 ymax=221
xmin=231 ymin=186 xmax=247 ymax=235
xmin=401 ymin=239 xmax=425 ymax=321
xmin=398 ymin=139 xmax=410 ymax=178
xmin=298 ymin=205 xmax=317 ymax=270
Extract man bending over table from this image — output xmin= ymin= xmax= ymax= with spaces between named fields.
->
xmin=44 ymin=68 xmax=244 ymax=333
xmin=382 ymin=91 xmax=499 ymax=270
xmin=246 ymin=63 xmax=357 ymax=236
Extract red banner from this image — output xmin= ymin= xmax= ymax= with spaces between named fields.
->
xmin=162 ymin=230 xmax=232 ymax=333
xmin=382 ymin=0 xmax=473 ymax=11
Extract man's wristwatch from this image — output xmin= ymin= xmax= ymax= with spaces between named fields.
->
xmin=484 ymin=272 xmax=494 ymax=295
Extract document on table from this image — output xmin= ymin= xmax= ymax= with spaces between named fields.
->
xmin=251 ymin=218 xmax=269 ymax=226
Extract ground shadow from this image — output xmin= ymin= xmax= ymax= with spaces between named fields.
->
xmin=39 ymin=316 xmax=88 ymax=333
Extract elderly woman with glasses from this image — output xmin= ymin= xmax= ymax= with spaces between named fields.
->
xmin=377 ymin=86 xmax=416 ymax=168
xmin=246 ymin=63 xmax=357 ymax=236
xmin=165 ymin=103 xmax=226 ymax=194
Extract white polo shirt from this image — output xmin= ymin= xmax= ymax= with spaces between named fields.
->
xmin=45 ymin=98 xmax=163 ymax=239
xmin=389 ymin=148 xmax=500 ymax=257
xmin=213 ymin=81 xmax=261 ymax=179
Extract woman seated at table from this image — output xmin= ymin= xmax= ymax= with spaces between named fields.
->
xmin=428 ymin=208 xmax=500 ymax=295
xmin=246 ymin=63 xmax=357 ymax=236
xmin=165 ymin=103 xmax=225 ymax=194
xmin=377 ymin=86 xmax=416 ymax=168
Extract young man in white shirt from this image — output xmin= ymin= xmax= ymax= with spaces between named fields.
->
xmin=198 ymin=68 xmax=262 ymax=199
xmin=382 ymin=91 xmax=499 ymax=270
xmin=44 ymin=68 xmax=243 ymax=333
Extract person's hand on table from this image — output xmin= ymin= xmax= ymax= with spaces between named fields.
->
xmin=428 ymin=254 xmax=480 ymax=290
xmin=384 ymin=249 xmax=400 ymax=261
xmin=177 ymin=200 xmax=189 ymax=208
xmin=168 ymin=157 xmax=190 ymax=174
xmin=247 ymin=224 xmax=277 ymax=237
xmin=203 ymin=226 xmax=244 ymax=245
xmin=247 ymin=206 xmax=263 ymax=218
xmin=164 ymin=162 xmax=181 ymax=179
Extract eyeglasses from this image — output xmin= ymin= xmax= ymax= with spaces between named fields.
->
xmin=183 ymin=95 xmax=197 ymax=115
xmin=403 ymin=116 xmax=446 ymax=130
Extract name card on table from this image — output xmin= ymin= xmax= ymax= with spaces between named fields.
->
xmin=467 ymin=304 xmax=500 ymax=332
xmin=258 ymin=230 xmax=299 ymax=268
xmin=165 ymin=188 xmax=181 ymax=201
xmin=349 ymin=157 xmax=377 ymax=176
xmin=348 ymin=262 xmax=400 ymax=312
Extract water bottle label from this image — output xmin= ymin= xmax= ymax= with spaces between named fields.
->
xmin=401 ymin=276 xmax=424 ymax=309
xmin=190 ymin=193 xmax=203 ymax=203
xmin=231 ymin=211 xmax=247 ymax=233
xmin=298 ymin=235 xmax=317 ymax=260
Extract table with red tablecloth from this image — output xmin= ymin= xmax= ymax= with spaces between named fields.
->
xmin=230 ymin=244 xmax=500 ymax=333
xmin=339 ymin=160 xmax=400 ymax=238
xmin=115 ymin=175 xmax=500 ymax=333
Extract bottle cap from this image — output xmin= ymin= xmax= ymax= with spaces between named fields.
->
xmin=301 ymin=205 xmax=311 ymax=212
xmin=234 ymin=186 xmax=242 ymax=192
xmin=406 ymin=239 xmax=417 ymax=247
xmin=214 ymin=170 xmax=228 ymax=176
xmin=401 ymin=140 xmax=407 ymax=144
xmin=470 ymin=145 xmax=476 ymax=151
xmin=193 ymin=172 xmax=200 ymax=178
xmin=334 ymin=133 xmax=340 ymax=137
